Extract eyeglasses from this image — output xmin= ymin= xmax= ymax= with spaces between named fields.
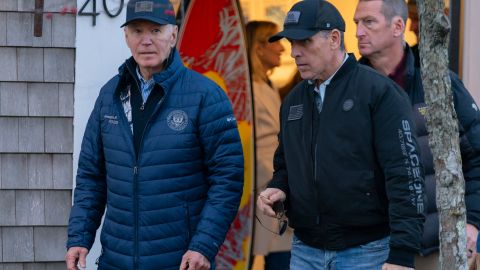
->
xmin=255 ymin=201 xmax=288 ymax=236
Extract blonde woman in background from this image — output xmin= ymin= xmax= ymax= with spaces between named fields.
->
xmin=246 ymin=21 xmax=292 ymax=270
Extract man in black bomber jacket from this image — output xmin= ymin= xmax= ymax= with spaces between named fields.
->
xmin=256 ymin=1 xmax=426 ymax=269
xmin=355 ymin=0 xmax=480 ymax=269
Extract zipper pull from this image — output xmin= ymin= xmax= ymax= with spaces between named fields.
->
xmin=140 ymin=104 xmax=145 ymax=111
xmin=134 ymin=166 xmax=138 ymax=175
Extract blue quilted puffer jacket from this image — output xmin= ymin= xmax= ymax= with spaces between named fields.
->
xmin=67 ymin=49 xmax=244 ymax=269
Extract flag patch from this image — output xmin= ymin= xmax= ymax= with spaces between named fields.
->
xmin=135 ymin=1 xmax=153 ymax=13
xmin=288 ymin=105 xmax=303 ymax=121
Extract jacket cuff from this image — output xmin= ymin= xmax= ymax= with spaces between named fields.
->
xmin=467 ymin=219 xmax=479 ymax=230
xmin=266 ymin=177 xmax=289 ymax=196
xmin=188 ymin=241 xmax=218 ymax=263
xmin=386 ymin=247 xmax=415 ymax=268
xmin=465 ymin=190 xmax=480 ymax=229
xmin=66 ymin=241 xmax=91 ymax=251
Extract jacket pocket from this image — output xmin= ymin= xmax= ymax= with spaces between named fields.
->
xmin=325 ymin=170 xmax=384 ymax=224
xmin=183 ymin=203 xmax=191 ymax=246
xmin=95 ymin=247 xmax=104 ymax=266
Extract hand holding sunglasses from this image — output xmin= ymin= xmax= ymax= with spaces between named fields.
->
xmin=257 ymin=188 xmax=287 ymax=216
xmin=256 ymin=188 xmax=288 ymax=235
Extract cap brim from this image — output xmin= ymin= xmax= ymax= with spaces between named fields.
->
xmin=121 ymin=16 xmax=172 ymax=28
xmin=268 ymin=28 xmax=318 ymax=42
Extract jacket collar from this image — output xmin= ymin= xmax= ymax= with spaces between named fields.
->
xmin=328 ymin=53 xmax=357 ymax=85
xmin=404 ymin=45 xmax=417 ymax=82
xmin=358 ymin=45 xmax=416 ymax=82
xmin=301 ymin=54 xmax=357 ymax=98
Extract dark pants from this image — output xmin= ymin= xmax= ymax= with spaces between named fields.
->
xmin=265 ymin=251 xmax=291 ymax=270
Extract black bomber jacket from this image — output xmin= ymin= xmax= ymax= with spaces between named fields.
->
xmin=268 ymin=55 xmax=426 ymax=268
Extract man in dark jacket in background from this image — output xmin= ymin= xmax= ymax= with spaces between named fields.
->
xmin=65 ymin=0 xmax=244 ymax=269
xmin=256 ymin=0 xmax=425 ymax=269
xmin=354 ymin=0 xmax=480 ymax=269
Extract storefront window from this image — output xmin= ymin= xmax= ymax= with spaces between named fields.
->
xmin=239 ymin=0 xmax=418 ymax=87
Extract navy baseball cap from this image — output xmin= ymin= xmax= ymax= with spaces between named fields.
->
xmin=269 ymin=0 xmax=345 ymax=42
xmin=121 ymin=0 xmax=176 ymax=27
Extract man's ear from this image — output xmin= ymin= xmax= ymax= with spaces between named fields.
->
xmin=330 ymin=29 xmax=341 ymax=50
xmin=170 ymin=25 xmax=179 ymax=48
xmin=392 ymin=16 xmax=406 ymax=37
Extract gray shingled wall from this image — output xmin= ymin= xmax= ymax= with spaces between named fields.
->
xmin=0 ymin=1 xmax=75 ymax=268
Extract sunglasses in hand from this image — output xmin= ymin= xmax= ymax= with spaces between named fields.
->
xmin=255 ymin=200 xmax=288 ymax=236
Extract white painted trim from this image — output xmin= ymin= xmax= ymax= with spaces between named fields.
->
xmin=74 ymin=1 xmax=130 ymax=268
xmin=462 ymin=0 xmax=480 ymax=104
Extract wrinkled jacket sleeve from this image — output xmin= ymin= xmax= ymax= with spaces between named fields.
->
xmin=187 ymin=85 xmax=244 ymax=261
xmin=451 ymin=72 xmax=480 ymax=228
xmin=267 ymin=103 xmax=290 ymax=196
xmin=66 ymin=91 xmax=107 ymax=250
xmin=372 ymin=84 xmax=426 ymax=268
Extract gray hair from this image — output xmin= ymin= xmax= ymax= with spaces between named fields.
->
xmin=382 ymin=0 xmax=408 ymax=24
xmin=318 ymin=30 xmax=345 ymax=51
xmin=359 ymin=0 xmax=408 ymax=24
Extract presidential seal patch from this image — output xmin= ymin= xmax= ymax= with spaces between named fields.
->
xmin=167 ymin=110 xmax=188 ymax=131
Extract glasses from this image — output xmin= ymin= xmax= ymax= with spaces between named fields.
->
xmin=255 ymin=201 xmax=288 ymax=236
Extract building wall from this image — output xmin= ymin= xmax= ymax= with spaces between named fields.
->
xmin=462 ymin=0 xmax=480 ymax=104
xmin=0 ymin=0 xmax=75 ymax=268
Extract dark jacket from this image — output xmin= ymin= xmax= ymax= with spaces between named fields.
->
xmin=67 ymin=49 xmax=244 ymax=270
xmin=361 ymin=45 xmax=480 ymax=255
xmin=268 ymin=55 xmax=426 ymax=268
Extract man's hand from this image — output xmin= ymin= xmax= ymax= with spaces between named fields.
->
xmin=65 ymin=247 xmax=89 ymax=270
xmin=467 ymin=223 xmax=478 ymax=258
xmin=467 ymin=223 xmax=478 ymax=269
xmin=257 ymin=188 xmax=286 ymax=217
xmin=381 ymin=263 xmax=413 ymax=270
xmin=179 ymin=250 xmax=210 ymax=270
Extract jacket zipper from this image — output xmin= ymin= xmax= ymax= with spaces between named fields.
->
xmin=313 ymin=121 xmax=320 ymax=225
xmin=184 ymin=203 xmax=191 ymax=242
xmin=113 ymin=81 xmax=138 ymax=268
xmin=125 ymin=64 xmax=167 ymax=269
xmin=131 ymin=70 xmax=142 ymax=270
xmin=133 ymin=165 xmax=139 ymax=269
xmin=132 ymin=95 xmax=166 ymax=269
xmin=312 ymin=85 xmax=322 ymax=225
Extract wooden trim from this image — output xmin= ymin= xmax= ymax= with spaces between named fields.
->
xmin=458 ymin=0 xmax=464 ymax=78
xmin=34 ymin=0 xmax=44 ymax=37
xmin=448 ymin=0 xmax=462 ymax=76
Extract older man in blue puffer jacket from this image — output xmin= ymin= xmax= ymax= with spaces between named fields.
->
xmin=65 ymin=0 xmax=244 ymax=269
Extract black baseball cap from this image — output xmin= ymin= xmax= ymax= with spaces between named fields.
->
xmin=269 ymin=0 xmax=345 ymax=42
xmin=121 ymin=0 xmax=176 ymax=27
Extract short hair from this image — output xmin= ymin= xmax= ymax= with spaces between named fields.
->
xmin=359 ymin=0 xmax=408 ymax=24
xmin=318 ymin=30 xmax=345 ymax=51
xmin=383 ymin=0 xmax=408 ymax=24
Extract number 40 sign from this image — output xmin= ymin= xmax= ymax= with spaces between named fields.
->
xmin=78 ymin=0 xmax=124 ymax=26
